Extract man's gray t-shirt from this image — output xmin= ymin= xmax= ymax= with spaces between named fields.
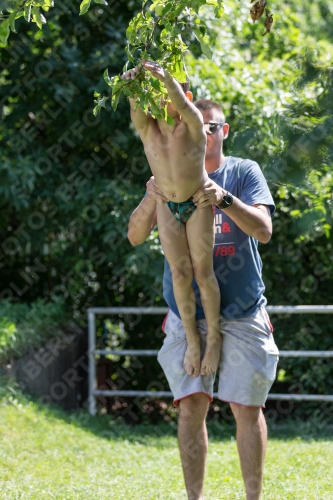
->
xmin=163 ymin=156 xmax=276 ymax=319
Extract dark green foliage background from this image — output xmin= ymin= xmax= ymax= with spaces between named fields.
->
xmin=1 ymin=0 xmax=333 ymax=417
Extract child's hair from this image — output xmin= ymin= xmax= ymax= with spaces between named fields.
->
xmin=194 ymin=99 xmax=225 ymax=120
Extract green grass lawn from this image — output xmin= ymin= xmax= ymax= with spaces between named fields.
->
xmin=0 ymin=383 xmax=332 ymax=499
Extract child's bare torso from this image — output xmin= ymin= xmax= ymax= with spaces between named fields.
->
xmin=141 ymin=117 xmax=207 ymax=202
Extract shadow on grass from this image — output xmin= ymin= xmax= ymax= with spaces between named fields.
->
xmin=1 ymin=376 xmax=332 ymax=445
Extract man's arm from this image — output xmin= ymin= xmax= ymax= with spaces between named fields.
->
xmin=127 ymin=196 xmax=157 ymax=246
xmin=192 ymin=179 xmax=273 ymax=244
xmin=127 ymin=177 xmax=167 ymax=246
xmin=225 ymin=201 xmax=272 ymax=244
xmin=142 ymin=60 xmax=204 ymax=129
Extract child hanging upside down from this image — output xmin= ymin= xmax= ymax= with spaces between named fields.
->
xmin=121 ymin=60 xmax=222 ymax=377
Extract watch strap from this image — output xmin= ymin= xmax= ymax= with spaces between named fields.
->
xmin=217 ymin=191 xmax=233 ymax=209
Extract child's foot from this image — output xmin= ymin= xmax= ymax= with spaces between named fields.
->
xmin=184 ymin=338 xmax=201 ymax=378
xmin=200 ymin=334 xmax=222 ymax=376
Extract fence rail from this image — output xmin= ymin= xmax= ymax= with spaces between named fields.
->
xmin=87 ymin=306 xmax=333 ymax=415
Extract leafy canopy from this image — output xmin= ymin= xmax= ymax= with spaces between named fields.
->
xmin=0 ymin=0 xmax=272 ymax=121
xmin=94 ymin=1 xmax=273 ymax=117
xmin=0 ymin=0 xmax=102 ymax=45
xmin=94 ymin=0 xmax=231 ymax=118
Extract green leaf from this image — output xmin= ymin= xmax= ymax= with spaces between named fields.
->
xmin=93 ymin=104 xmax=101 ymax=117
xmin=126 ymin=24 xmax=134 ymax=42
xmin=122 ymin=85 xmax=133 ymax=98
xmin=162 ymin=3 xmax=173 ymax=17
xmin=103 ymin=68 xmax=112 ymax=87
xmin=214 ymin=2 xmax=224 ymax=18
xmin=192 ymin=0 xmax=204 ymax=14
xmin=0 ymin=19 xmax=10 ymax=45
xmin=32 ymin=6 xmax=46 ymax=29
xmin=214 ymin=6 xmax=224 ymax=17
xmin=162 ymin=103 xmax=168 ymax=121
xmin=112 ymin=90 xmax=121 ymax=111
xmin=79 ymin=0 xmax=91 ymax=16
xmin=110 ymin=75 xmax=123 ymax=94
xmin=94 ymin=0 xmax=107 ymax=4
xmin=322 ymin=224 xmax=331 ymax=238
xmin=170 ymin=60 xmax=187 ymax=83
xmin=148 ymin=96 xmax=162 ymax=118
xmin=290 ymin=209 xmax=301 ymax=218
xmin=111 ymin=76 xmax=127 ymax=111
xmin=140 ymin=92 xmax=149 ymax=114
xmin=125 ymin=45 xmax=136 ymax=63
xmin=8 ymin=10 xmax=17 ymax=32
xmin=24 ymin=3 xmax=31 ymax=22
xmin=127 ymin=81 xmax=142 ymax=95
xmin=194 ymin=28 xmax=213 ymax=59
xmin=150 ymin=78 xmax=163 ymax=92
xmin=149 ymin=1 xmax=158 ymax=11
xmin=166 ymin=115 xmax=175 ymax=125
xmin=39 ymin=0 xmax=54 ymax=11
xmin=172 ymin=0 xmax=187 ymax=19
xmin=93 ymin=94 xmax=109 ymax=115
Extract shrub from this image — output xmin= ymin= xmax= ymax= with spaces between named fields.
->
xmin=0 ymin=299 xmax=69 ymax=365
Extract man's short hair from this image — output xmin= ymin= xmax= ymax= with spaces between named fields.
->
xmin=194 ymin=99 xmax=225 ymax=120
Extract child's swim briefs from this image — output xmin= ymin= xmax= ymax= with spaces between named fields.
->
xmin=166 ymin=198 xmax=197 ymax=226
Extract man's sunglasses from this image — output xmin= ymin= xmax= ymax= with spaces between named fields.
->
xmin=204 ymin=122 xmax=224 ymax=135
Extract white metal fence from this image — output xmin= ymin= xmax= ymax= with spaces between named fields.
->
xmin=87 ymin=306 xmax=333 ymax=415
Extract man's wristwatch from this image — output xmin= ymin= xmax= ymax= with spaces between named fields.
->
xmin=216 ymin=191 xmax=233 ymax=209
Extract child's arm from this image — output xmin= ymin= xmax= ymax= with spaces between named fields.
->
xmin=142 ymin=60 xmax=203 ymax=129
xmin=121 ymin=65 xmax=153 ymax=132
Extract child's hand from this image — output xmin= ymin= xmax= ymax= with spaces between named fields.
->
xmin=141 ymin=60 xmax=170 ymax=83
xmin=121 ymin=65 xmax=142 ymax=81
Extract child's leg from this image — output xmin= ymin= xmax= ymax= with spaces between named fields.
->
xmin=157 ymin=203 xmax=201 ymax=378
xmin=186 ymin=205 xmax=222 ymax=376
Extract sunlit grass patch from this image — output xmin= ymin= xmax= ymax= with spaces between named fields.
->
xmin=0 ymin=382 xmax=332 ymax=499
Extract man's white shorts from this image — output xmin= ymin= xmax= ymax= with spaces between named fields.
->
xmin=157 ymin=306 xmax=279 ymax=407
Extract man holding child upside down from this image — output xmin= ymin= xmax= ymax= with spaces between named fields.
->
xmin=122 ymin=60 xmax=222 ymax=378
xmin=126 ymin=61 xmax=279 ymax=500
